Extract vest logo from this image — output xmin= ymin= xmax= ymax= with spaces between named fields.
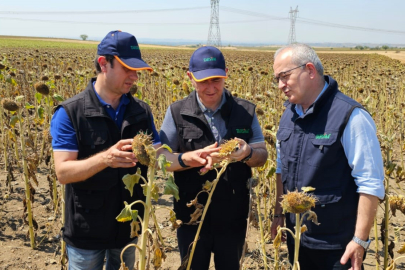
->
xmin=130 ymin=46 xmax=139 ymax=50
xmin=315 ymin=133 xmax=331 ymax=139
xmin=236 ymin=129 xmax=250 ymax=134
xmin=203 ymin=57 xmax=216 ymax=62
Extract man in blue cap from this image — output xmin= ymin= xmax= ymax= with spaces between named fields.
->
xmin=51 ymin=31 xmax=219 ymax=270
xmin=160 ymin=46 xmax=268 ymax=269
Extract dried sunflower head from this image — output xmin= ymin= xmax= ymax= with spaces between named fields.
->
xmin=34 ymin=82 xmax=50 ymax=95
xmin=2 ymin=99 xmax=20 ymax=112
xmin=218 ymin=139 xmax=239 ymax=158
xmin=281 ymin=190 xmax=317 ymax=214
xmin=389 ymin=195 xmax=405 ymax=217
xmin=132 ymin=133 xmax=153 ymax=166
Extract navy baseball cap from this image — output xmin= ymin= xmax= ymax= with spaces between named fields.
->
xmin=97 ymin=30 xmax=152 ymax=71
xmin=189 ymin=46 xmax=227 ymax=82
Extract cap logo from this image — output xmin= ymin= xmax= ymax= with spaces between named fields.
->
xmin=130 ymin=46 xmax=139 ymax=50
xmin=203 ymin=57 xmax=216 ymax=62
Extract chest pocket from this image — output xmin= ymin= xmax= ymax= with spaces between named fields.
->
xmin=81 ymin=130 xmax=108 ymax=149
xmin=276 ymin=128 xmax=293 ymax=167
xmin=179 ymin=126 xmax=205 ymax=151
xmin=306 ymin=132 xmax=340 ymax=168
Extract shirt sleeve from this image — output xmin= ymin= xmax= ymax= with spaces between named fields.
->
xmin=159 ymin=106 xmax=180 ymax=152
xmin=275 ymin=139 xmax=282 ymax=174
xmin=149 ymin=113 xmax=161 ymax=145
xmin=50 ymin=107 xmax=79 ymax=152
xmin=248 ymin=113 xmax=265 ymax=145
xmin=341 ymin=108 xmax=385 ymax=200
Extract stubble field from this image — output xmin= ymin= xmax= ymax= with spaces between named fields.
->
xmin=0 ymin=37 xmax=404 ymax=269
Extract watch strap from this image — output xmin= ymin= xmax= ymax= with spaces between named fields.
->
xmin=241 ymin=146 xmax=253 ymax=163
xmin=352 ymin=236 xmax=371 ymax=250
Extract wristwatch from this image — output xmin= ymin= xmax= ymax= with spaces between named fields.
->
xmin=241 ymin=146 xmax=253 ymax=163
xmin=352 ymin=236 xmax=371 ymax=250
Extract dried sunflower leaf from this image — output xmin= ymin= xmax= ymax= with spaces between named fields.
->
xmin=185 ymin=207 xmax=203 ymax=225
xmin=202 ymin=180 xmax=213 ymax=191
xmin=273 ymin=227 xmax=282 ymax=248
xmin=163 ymin=175 xmax=180 ymax=201
xmin=130 ymin=221 xmax=141 ymax=238
xmin=158 ymin=154 xmax=172 ymax=176
xmin=122 ymin=167 xmax=142 ymax=197
xmin=301 ymin=224 xmax=308 ymax=233
xmin=306 ymin=210 xmax=320 ymax=225
xmin=398 ymin=243 xmax=405 ymax=254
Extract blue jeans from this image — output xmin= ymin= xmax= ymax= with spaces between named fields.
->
xmin=66 ymin=238 xmax=137 ymax=270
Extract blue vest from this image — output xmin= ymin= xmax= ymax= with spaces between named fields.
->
xmin=277 ymin=76 xmax=363 ymax=249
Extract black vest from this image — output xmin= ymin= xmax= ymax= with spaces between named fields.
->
xmin=170 ymin=90 xmax=255 ymax=233
xmin=277 ymin=76 xmax=364 ymax=249
xmin=60 ymin=78 xmax=153 ymax=249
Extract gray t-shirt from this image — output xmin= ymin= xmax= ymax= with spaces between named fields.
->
xmin=159 ymin=91 xmax=265 ymax=152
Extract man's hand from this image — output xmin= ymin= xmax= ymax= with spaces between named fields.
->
xmin=271 ymin=216 xmax=285 ymax=241
xmin=228 ymin=138 xmax=251 ymax=162
xmin=270 ymin=216 xmax=285 ymax=242
xmin=182 ymin=142 xmax=221 ymax=173
xmin=101 ymin=139 xmax=138 ymax=168
xmin=340 ymin=241 xmax=365 ymax=270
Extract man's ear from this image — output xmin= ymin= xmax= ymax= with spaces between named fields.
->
xmin=98 ymin=56 xmax=107 ymax=71
xmin=186 ymin=71 xmax=193 ymax=80
xmin=306 ymin=63 xmax=317 ymax=79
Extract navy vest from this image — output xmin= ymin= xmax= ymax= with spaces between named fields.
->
xmin=170 ymin=90 xmax=255 ymax=233
xmin=60 ymin=78 xmax=153 ymax=249
xmin=277 ymin=76 xmax=364 ymax=249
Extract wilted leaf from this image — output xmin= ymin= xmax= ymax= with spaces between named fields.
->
xmin=6 ymin=77 xmax=17 ymax=86
xmin=301 ymin=186 xmax=316 ymax=193
xmin=38 ymin=105 xmax=45 ymax=119
xmin=273 ymin=226 xmax=282 ymax=248
xmin=10 ymin=115 xmax=19 ymax=128
xmin=25 ymin=102 xmax=34 ymax=109
xmin=163 ymin=175 xmax=180 ymax=201
xmin=158 ymin=154 xmax=171 ymax=176
xmin=301 ymin=224 xmax=308 ymax=233
xmin=160 ymin=144 xmax=173 ymax=153
xmin=398 ymin=243 xmax=405 ymax=254
xmin=130 ymin=221 xmax=141 ymax=238
xmin=122 ymin=168 xmax=142 ymax=197
xmin=53 ymin=94 xmax=64 ymax=102
xmin=306 ymin=210 xmax=320 ymax=225
xmin=119 ymin=262 xmax=129 ymax=270
xmin=169 ymin=210 xmax=182 ymax=230
xmin=151 ymin=183 xmax=159 ymax=202
xmin=15 ymin=95 xmax=24 ymax=102
xmin=35 ymin=92 xmax=42 ymax=104
xmin=116 ymin=201 xmax=137 ymax=222
xmin=185 ymin=207 xmax=203 ymax=225
xmin=202 ymin=180 xmax=213 ymax=191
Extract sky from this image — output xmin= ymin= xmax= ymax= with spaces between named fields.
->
xmin=1 ymin=0 xmax=405 ymax=46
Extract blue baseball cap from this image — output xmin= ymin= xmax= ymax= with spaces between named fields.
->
xmin=189 ymin=46 xmax=227 ymax=82
xmin=97 ymin=30 xmax=152 ymax=71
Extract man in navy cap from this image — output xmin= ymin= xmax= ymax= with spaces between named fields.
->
xmin=51 ymin=31 xmax=219 ymax=270
xmin=160 ymin=46 xmax=268 ymax=269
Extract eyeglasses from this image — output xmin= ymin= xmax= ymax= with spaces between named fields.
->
xmin=273 ymin=64 xmax=307 ymax=84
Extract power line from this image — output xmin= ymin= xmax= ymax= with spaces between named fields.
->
xmin=221 ymin=6 xmax=405 ymax=35
xmin=0 ymin=16 xmax=268 ymax=25
xmin=0 ymin=7 xmax=209 ymax=15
